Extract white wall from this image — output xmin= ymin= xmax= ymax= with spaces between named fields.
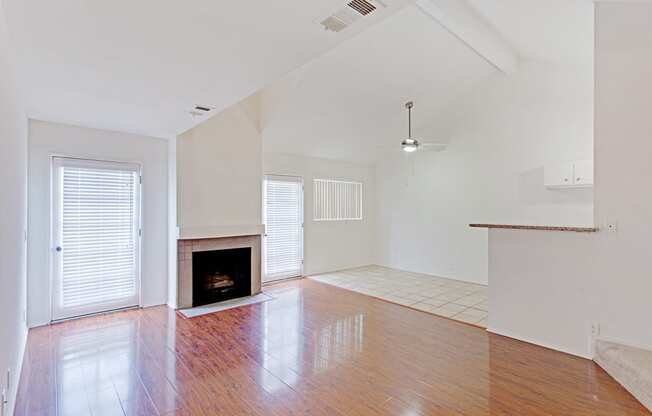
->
xmin=27 ymin=120 xmax=169 ymax=327
xmin=177 ymin=98 xmax=262 ymax=233
xmin=488 ymin=229 xmax=595 ymax=358
xmin=591 ymin=2 xmax=652 ymax=349
xmin=263 ymin=153 xmax=376 ymax=275
xmin=488 ymin=2 xmax=652 ymax=358
xmin=376 ymin=61 xmax=594 ymax=284
xmin=0 ymin=3 xmax=28 ymax=414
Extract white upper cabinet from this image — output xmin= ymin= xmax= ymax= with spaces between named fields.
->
xmin=544 ymin=160 xmax=593 ymax=188
xmin=573 ymin=159 xmax=593 ymax=186
xmin=544 ymin=162 xmax=573 ymax=187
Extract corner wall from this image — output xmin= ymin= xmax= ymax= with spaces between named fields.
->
xmin=27 ymin=120 xmax=169 ymax=326
xmin=167 ymin=136 xmax=178 ymax=308
xmin=0 ymin=3 xmax=28 ymax=414
xmin=263 ymin=153 xmax=376 ymax=275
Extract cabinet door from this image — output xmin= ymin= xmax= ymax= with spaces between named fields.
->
xmin=544 ymin=162 xmax=573 ymax=187
xmin=573 ymin=160 xmax=593 ymax=186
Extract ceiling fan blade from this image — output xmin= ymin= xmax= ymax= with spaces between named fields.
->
xmin=421 ymin=142 xmax=447 ymax=147
xmin=420 ymin=143 xmax=448 ymax=152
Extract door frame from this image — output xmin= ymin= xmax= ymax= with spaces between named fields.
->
xmin=50 ymin=156 xmax=143 ymax=321
xmin=262 ymin=174 xmax=304 ymax=283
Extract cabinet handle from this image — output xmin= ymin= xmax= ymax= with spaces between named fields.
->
xmin=577 ymin=178 xmax=581 ymax=181
xmin=564 ymin=178 xmax=569 ymax=182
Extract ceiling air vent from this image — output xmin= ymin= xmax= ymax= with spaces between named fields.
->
xmin=320 ymin=0 xmax=388 ymax=32
xmin=348 ymin=0 xmax=376 ymax=16
xmin=188 ymin=105 xmax=213 ymax=118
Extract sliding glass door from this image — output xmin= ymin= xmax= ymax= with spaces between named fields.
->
xmin=263 ymin=175 xmax=304 ymax=282
xmin=51 ymin=157 xmax=141 ymax=320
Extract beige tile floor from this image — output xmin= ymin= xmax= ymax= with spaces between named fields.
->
xmin=309 ymin=265 xmax=488 ymax=327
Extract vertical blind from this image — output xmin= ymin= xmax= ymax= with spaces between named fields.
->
xmin=313 ymin=179 xmax=363 ymax=221
xmin=264 ymin=176 xmax=303 ymax=281
xmin=53 ymin=158 xmax=140 ymax=319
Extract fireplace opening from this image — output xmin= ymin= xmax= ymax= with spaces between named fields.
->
xmin=192 ymin=247 xmax=251 ymax=307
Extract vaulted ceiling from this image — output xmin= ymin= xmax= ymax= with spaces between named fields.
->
xmin=260 ymin=0 xmax=594 ymax=164
xmin=260 ymin=4 xmax=499 ymax=164
xmin=4 ymin=0 xmax=411 ymax=137
xmin=5 ymin=0 xmax=594 ymax=156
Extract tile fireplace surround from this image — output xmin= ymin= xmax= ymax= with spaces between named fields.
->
xmin=177 ymin=235 xmax=262 ymax=309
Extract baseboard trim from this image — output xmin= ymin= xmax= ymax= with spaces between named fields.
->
xmin=487 ymin=326 xmax=592 ymax=360
xmin=306 ymin=263 xmax=376 ymax=277
xmin=262 ymin=276 xmax=304 ymax=286
xmin=374 ymin=262 xmax=488 ymax=286
xmin=595 ymin=335 xmax=652 ymax=353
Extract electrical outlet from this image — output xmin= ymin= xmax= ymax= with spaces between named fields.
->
xmin=591 ymin=322 xmax=601 ymax=337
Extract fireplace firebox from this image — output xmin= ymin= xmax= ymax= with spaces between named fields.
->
xmin=192 ymin=247 xmax=251 ymax=307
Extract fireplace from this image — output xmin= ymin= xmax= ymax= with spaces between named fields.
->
xmin=177 ymin=235 xmax=262 ymax=309
xmin=192 ymin=247 xmax=252 ymax=307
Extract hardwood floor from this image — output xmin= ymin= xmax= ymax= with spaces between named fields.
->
xmin=15 ymin=279 xmax=649 ymax=415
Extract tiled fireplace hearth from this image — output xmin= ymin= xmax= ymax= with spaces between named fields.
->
xmin=177 ymin=235 xmax=262 ymax=309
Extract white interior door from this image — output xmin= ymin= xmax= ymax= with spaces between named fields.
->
xmin=52 ymin=157 xmax=141 ymax=321
xmin=263 ymin=175 xmax=303 ymax=282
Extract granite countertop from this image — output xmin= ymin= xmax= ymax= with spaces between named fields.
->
xmin=469 ymin=224 xmax=599 ymax=233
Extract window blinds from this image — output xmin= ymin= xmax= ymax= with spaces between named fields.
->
xmin=264 ymin=176 xmax=303 ymax=281
xmin=313 ymin=179 xmax=363 ymax=221
xmin=52 ymin=158 xmax=140 ymax=320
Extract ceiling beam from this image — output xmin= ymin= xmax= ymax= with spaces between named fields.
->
xmin=415 ymin=0 xmax=520 ymax=74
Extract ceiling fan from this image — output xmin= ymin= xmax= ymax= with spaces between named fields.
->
xmin=400 ymin=101 xmax=447 ymax=153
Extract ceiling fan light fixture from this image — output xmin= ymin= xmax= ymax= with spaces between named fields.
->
xmin=400 ymin=101 xmax=420 ymax=153
xmin=401 ymin=138 xmax=419 ymax=152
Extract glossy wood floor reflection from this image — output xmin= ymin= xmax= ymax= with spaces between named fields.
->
xmin=16 ymin=280 xmax=649 ymax=416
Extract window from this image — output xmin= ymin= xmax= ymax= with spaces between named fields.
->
xmin=313 ymin=179 xmax=363 ymax=221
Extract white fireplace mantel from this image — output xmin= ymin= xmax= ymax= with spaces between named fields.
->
xmin=177 ymin=224 xmax=265 ymax=240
